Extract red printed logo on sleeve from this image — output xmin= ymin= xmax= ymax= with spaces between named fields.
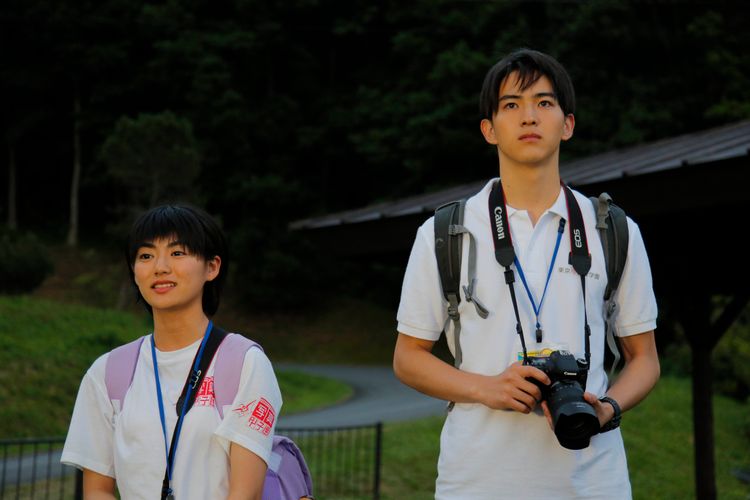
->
xmin=232 ymin=398 xmax=276 ymax=435
xmin=248 ymin=398 xmax=276 ymax=436
xmin=195 ymin=376 xmax=215 ymax=407
xmin=233 ymin=400 xmax=256 ymax=417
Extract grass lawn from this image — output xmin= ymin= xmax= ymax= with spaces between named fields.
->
xmin=278 ymin=369 xmax=352 ymax=416
xmin=0 ymin=295 xmax=351 ymax=438
xmin=381 ymin=416 xmax=443 ymax=500
xmin=625 ymin=376 xmax=750 ymax=499
xmin=380 ymin=376 xmax=750 ymax=499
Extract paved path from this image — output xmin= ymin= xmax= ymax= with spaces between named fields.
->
xmin=277 ymin=364 xmax=446 ymax=428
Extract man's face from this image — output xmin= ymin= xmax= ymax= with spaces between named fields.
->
xmin=480 ymin=72 xmax=574 ymax=169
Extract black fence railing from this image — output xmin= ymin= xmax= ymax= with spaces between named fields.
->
xmin=0 ymin=436 xmax=79 ymax=500
xmin=1 ymin=423 xmax=382 ymax=500
xmin=279 ymin=424 xmax=383 ymax=499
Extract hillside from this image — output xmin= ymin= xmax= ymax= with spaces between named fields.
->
xmin=31 ymin=245 xmax=399 ymax=365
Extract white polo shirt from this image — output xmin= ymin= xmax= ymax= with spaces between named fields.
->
xmin=397 ymin=178 xmax=657 ymax=499
xmin=61 ymin=336 xmax=282 ymax=500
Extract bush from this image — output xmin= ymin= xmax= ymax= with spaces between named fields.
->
xmin=661 ymin=298 xmax=750 ymax=402
xmin=0 ymin=230 xmax=54 ymax=293
xmin=712 ymin=303 xmax=750 ymax=401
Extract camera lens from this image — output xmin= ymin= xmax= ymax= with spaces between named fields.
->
xmin=547 ymin=381 xmax=599 ymax=450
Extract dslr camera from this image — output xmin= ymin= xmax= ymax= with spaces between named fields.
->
xmin=526 ymin=350 xmax=599 ymax=450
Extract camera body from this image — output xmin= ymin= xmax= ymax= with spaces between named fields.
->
xmin=526 ymin=350 xmax=600 ymax=450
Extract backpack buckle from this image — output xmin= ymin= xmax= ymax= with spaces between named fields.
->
xmin=189 ymin=369 xmax=202 ymax=389
xmin=448 ymin=224 xmax=467 ymax=236
xmin=447 ymin=303 xmax=460 ymax=320
xmin=447 ymin=293 xmax=460 ymax=320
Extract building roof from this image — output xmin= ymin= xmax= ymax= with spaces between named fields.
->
xmin=291 ymin=119 xmax=750 ymax=230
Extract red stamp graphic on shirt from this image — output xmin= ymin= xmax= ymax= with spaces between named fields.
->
xmin=195 ymin=376 xmax=215 ymax=407
xmin=233 ymin=400 xmax=257 ymax=417
xmin=247 ymin=398 xmax=275 ymax=436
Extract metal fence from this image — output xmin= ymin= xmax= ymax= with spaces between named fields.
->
xmin=0 ymin=423 xmax=382 ymax=500
xmin=0 ymin=437 xmax=80 ymax=500
xmin=280 ymin=424 xmax=382 ymax=499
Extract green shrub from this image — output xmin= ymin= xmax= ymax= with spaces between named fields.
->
xmin=0 ymin=230 xmax=54 ymax=293
xmin=661 ymin=299 xmax=750 ymax=402
xmin=712 ymin=304 xmax=750 ymax=401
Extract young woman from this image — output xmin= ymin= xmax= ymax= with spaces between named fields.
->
xmin=62 ymin=205 xmax=282 ymax=499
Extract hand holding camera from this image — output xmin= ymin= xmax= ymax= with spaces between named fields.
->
xmin=478 ymin=361 xmax=550 ymax=413
xmin=524 ymin=350 xmax=600 ymax=450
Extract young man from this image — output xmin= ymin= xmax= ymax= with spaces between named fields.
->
xmin=393 ymin=49 xmax=660 ymax=498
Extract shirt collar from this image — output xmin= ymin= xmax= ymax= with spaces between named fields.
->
xmin=481 ymin=178 xmax=568 ymax=220
xmin=545 ymin=186 xmax=568 ymax=219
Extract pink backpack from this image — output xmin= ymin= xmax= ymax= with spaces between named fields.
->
xmin=104 ymin=333 xmax=313 ymax=500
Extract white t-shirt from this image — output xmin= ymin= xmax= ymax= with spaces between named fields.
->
xmin=397 ymin=179 xmax=657 ymax=499
xmin=61 ymin=335 xmax=282 ymax=500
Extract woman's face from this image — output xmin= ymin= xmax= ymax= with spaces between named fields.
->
xmin=132 ymin=237 xmax=220 ymax=315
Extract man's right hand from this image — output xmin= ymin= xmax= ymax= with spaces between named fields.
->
xmin=393 ymin=333 xmax=550 ymax=413
xmin=476 ymin=361 xmax=550 ymax=413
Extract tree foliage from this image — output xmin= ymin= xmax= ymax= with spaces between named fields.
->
xmin=1 ymin=0 xmax=748 ymax=306
xmin=0 ymin=229 xmax=53 ymax=293
xmin=100 ymin=111 xmax=200 ymax=210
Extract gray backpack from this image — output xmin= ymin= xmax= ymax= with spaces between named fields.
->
xmin=434 ymin=192 xmax=629 ymax=376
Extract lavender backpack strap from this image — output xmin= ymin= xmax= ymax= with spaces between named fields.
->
xmin=214 ymin=334 xmax=313 ymax=499
xmin=214 ymin=333 xmax=262 ymax=418
xmin=104 ymin=336 xmax=146 ymax=412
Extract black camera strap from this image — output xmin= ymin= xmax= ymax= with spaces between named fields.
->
xmin=488 ymin=179 xmax=592 ymax=365
xmin=155 ymin=323 xmax=228 ymax=500
xmin=488 ymin=180 xmax=530 ymax=361
xmin=562 ymin=184 xmax=593 ymax=367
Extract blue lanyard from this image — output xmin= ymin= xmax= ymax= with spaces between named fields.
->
xmin=150 ymin=320 xmax=213 ymax=495
xmin=489 ymin=180 xmax=593 ymax=362
xmin=512 ymin=218 xmax=566 ymax=343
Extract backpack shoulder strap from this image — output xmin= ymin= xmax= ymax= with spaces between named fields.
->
xmin=263 ymin=435 xmax=314 ymax=499
xmin=434 ymin=200 xmax=463 ymax=302
xmin=605 ymin=201 xmax=629 ymax=299
xmin=434 ymin=200 xmax=488 ymax=371
xmin=590 ymin=193 xmax=630 ymax=376
xmin=105 ymin=336 xmax=146 ymax=412
xmin=590 ymin=193 xmax=629 ymax=300
xmin=213 ymin=333 xmax=263 ymax=418
xmin=213 ymin=336 xmax=313 ymax=499
xmin=435 ymin=200 xmax=465 ymax=369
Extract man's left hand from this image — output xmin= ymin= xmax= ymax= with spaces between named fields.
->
xmin=540 ymin=392 xmax=614 ymax=431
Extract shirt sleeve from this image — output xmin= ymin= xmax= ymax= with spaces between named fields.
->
xmin=613 ymin=218 xmax=658 ymax=337
xmin=214 ymin=348 xmax=282 ymax=466
xmin=60 ymin=354 xmax=116 ymax=477
xmin=396 ymin=218 xmax=448 ymax=341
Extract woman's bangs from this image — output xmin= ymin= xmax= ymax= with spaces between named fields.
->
xmin=129 ymin=207 xmax=208 ymax=261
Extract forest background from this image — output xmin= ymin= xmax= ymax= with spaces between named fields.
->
xmin=2 ymin=1 xmax=750 ymax=497
xmin=2 ymin=1 xmax=750 ymax=400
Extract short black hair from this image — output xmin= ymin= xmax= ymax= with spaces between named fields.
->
xmin=479 ymin=48 xmax=576 ymax=120
xmin=126 ymin=204 xmax=229 ymax=316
